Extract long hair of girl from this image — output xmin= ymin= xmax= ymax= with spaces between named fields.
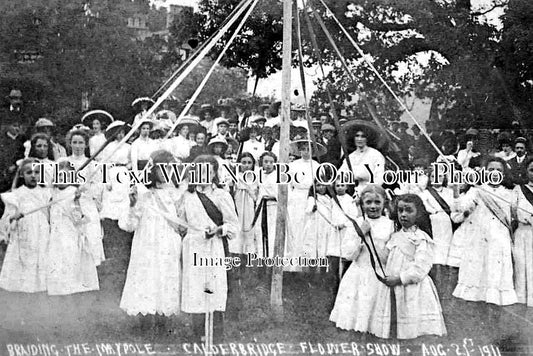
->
xmin=29 ymin=133 xmax=55 ymax=161
xmin=239 ymin=152 xmax=256 ymax=172
xmin=186 ymin=154 xmax=222 ymax=193
xmin=391 ymin=193 xmax=433 ymax=238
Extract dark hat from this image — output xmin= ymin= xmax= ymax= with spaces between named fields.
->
xmin=312 ymin=119 xmax=322 ymax=127
xmin=228 ymin=117 xmax=239 ymax=124
xmin=234 ymin=98 xmax=249 ymax=109
xmin=81 ymin=110 xmax=114 ymax=127
xmin=497 ymin=131 xmax=513 ymax=143
xmin=343 ymin=119 xmax=388 ymax=151
xmin=258 ymin=104 xmax=271 ymax=112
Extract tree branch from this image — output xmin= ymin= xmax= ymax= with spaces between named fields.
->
xmin=471 ymin=2 xmax=507 ymax=16
xmin=351 ymin=14 xmax=414 ymax=32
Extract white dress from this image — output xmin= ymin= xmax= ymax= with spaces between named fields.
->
xmin=512 ymin=185 xmax=533 ymax=307
xmin=302 ymin=195 xmax=333 ymax=259
xmin=99 ymin=142 xmax=131 ymax=221
xmin=369 ymin=227 xmax=447 ymax=339
xmin=452 ymin=185 xmax=517 ymax=305
xmin=328 ymin=194 xmax=360 ymax=258
xmin=130 ymin=136 xmax=157 ymax=172
xmin=47 ymin=186 xmax=99 ymax=295
xmin=330 ymin=216 xmax=394 ymax=332
xmin=179 ymin=187 xmax=238 ymax=313
xmin=67 ymin=155 xmax=105 ymax=266
xmin=242 ymin=140 xmax=265 ymax=163
xmin=230 ymin=171 xmax=259 ymax=255
xmin=118 ymin=185 xmax=183 ymax=316
xmin=419 ymin=187 xmax=454 ymax=265
xmin=0 ymin=186 xmax=51 ymax=293
xmin=286 ymin=158 xmax=320 ymax=271
xmin=164 ymin=135 xmax=195 ymax=161
xmin=257 ymin=170 xmax=281 ymax=257
xmin=89 ymin=132 xmax=107 ymax=160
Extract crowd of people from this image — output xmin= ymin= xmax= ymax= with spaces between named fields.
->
xmin=0 ymin=88 xmax=532 ymax=343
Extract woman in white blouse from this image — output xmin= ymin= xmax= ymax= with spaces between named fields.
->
xmin=339 ymin=123 xmax=386 ymax=196
xmin=164 ymin=117 xmax=198 ymax=161
xmin=130 ymin=119 xmax=157 ymax=173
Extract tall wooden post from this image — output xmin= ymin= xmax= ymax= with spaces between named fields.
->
xmin=270 ymin=0 xmax=292 ymax=317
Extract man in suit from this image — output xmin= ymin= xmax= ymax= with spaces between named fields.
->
xmin=319 ymin=123 xmax=342 ymax=167
xmin=0 ymin=89 xmax=29 ymax=193
xmin=508 ymin=137 xmax=529 ymax=185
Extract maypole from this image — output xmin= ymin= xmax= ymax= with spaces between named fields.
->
xmin=270 ymin=0 xmax=292 ymax=317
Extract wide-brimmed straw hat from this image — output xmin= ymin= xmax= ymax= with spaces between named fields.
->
xmin=81 ymin=110 xmax=114 ymax=127
xmin=137 ymin=117 xmax=154 ymax=129
xmin=214 ymin=117 xmax=230 ymax=127
xmin=249 ymin=115 xmax=266 ymax=125
xmin=35 ymin=118 xmax=55 ymax=128
xmin=175 ymin=116 xmax=200 ymax=132
xmin=207 ymin=136 xmax=229 ymax=152
xmin=342 ymin=119 xmax=388 ymax=151
xmin=131 ymin=97 xmax=155 ymax=107
xmin=199 ymin=104 xmax=216 ymax=116
xmin=105 ymin=120 xmax=130 ymax=139
xmin=289 ymin=139 xmax=327 ymax=158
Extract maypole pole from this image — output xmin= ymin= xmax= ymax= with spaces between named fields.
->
xmin=270 ymin=0 xmax=292 ymax=318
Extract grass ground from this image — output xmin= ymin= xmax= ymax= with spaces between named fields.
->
xmin=1 ymin=254 xmax=532 ymax=356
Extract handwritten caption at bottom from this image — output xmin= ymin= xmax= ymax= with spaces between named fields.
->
xmin=5 ymin=339 xmax=501 ymax=356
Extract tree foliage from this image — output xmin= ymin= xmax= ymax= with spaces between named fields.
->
xmin=195 ymin=0 xmax=533 ymax=130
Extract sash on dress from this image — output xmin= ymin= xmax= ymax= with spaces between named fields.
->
xmin=519 ymin=185 xmax=533 ymax=210
xmin=477 ymin=189 xmax=511 ymax=232
xmin=247 ymin=196 xmax=276 ymax=257
xmin=197 ymin=191 xmax=229 ymax=257
xmin=427 ymin=186 xmax=459 ymax=231
xmin=326 ymin=186 xmax=387 ymax=284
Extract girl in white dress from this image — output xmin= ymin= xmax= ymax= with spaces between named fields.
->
xmin=179 ymin=154 xmax=239 ymax=342
xmin=286 ymin=140 xmax=324 ymax=272
xmin=328 ymin=181 xmax=360 ymax=286
xmin=370 ymin=194 xmax=446 ymax=339
xmin=0 ymin=159 xmax=51 ymax=293
xmin=512 ymin=157 xmax=533 ymax=307
xmin=419 ymin=166 xmax=455 ymax=297
xmin=257 ymin=152 xmax=279 ymax=258
xmin=47 ymin=160 xmax=100 ymax=296
xmin=330 ymin=185 xmax=394 ymax=333
xmin=119 ymin=150 xmax=183 ymax=333
xmin=231 ymin=153 xmax=259 ymax=256
xmin=66 ymin=129 xmax=105 ymax=266
xmin=302 ymin=181 xmax=333 ymax=276
xmin=452 ymin=157 xmax=517 ymax=307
